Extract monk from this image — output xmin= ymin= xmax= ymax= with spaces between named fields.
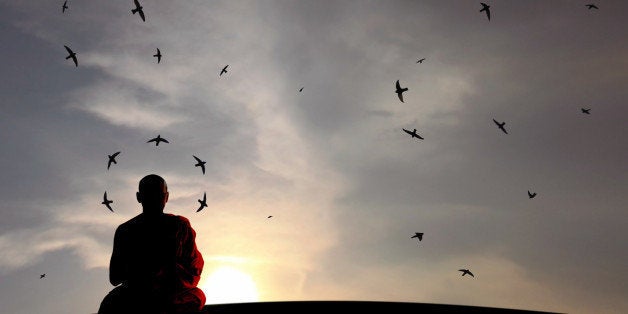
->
xmin=98 ymin=174 xmax=206 ymax=314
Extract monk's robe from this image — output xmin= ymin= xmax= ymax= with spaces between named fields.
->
xmin=98 ymin=213 xmax=205 ymax=314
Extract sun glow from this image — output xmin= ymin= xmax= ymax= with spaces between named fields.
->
xmin=201 ymin=266 xmax=259 ymax=304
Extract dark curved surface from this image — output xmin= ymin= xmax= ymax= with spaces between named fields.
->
xmin=202 ymin=301 xmax=561 ymax=314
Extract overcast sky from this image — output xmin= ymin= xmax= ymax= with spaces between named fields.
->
xmin=0 ymin=1 xmax=627 ymax=313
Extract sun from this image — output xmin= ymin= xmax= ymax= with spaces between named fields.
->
xmin=201 ymin=266 xmax=259 ymax=304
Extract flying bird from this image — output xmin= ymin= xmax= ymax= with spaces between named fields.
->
xmin=193 ymin=155 xmax=206 ymax=175
xmin=581 ymin=108 xmax=591 ymax=114
xmin=416 ymin=58 xmax=425 ymax=63
xmin=62 ymin=1 xmax=68 ymax=13
xmin=395 ymin=80 xmax=408 ymax=103
xmin=153 ymin=48 xmax=161 ymax=63
xmin=493 ymin=119 xmax=508 ymax=134
xmin=147 ymin=134 xmax=169 ymax=146
xmin=220 ymin=65 xmax=229 ymax=76
xmin=132 ymin=0 xmax=146 ymax=22
xmin=403 ymin=128 xmax=424 ymax=140
xmin=40 ymin=274 xmax=46 ymax=279
xmin=196 ymin=192 xmax=208 ymax=212
xmin=459 ymin=269 xmax=474 ymax=277
xmin=267 ymin=215 xmax=273 ymax=219
xmin=586 ymin=4 xmax=598 ymax=10
xmin=64 ymin=45 xmax=78 ymax=67
xmin=480 ymin=2 xmax=491 ymax=21
xmin=528 ymin=190 xmax=537 ymax=199
xmin=102 ymin=192 xmax=113 ymax=212
xmin=107 ymin=151 xmax=121 ymax=170
xmin=411 ymin=232 xmax=423 ymax=242
xmin=299 ymin=87 xmax=304 ymax=92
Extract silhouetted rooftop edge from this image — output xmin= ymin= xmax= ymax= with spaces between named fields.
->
xmin=200 ymin=301 xmax=562 ymax=314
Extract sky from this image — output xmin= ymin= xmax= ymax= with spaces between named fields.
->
xmin=0 ymin=1 xmax=627 ymax=313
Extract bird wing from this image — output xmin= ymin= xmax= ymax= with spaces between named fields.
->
xmin=160 ymin=138 xmax=169 ymax=143
xmin=398 ymin=91 xmax=404 ymax=103
xmin=134 ymin=0 xmax=141 ymax=8
xmin=201 ymin=165 xmax=205 ymax=174
xmin=193 ymin=155 xmax=201 ymax=163
xmin=487 ymin=9 xmax=491 ymax=20
xmin=64 ymin=45 xmax=73 ymax=54
xmin=112 ymin=152 xmax=120 ymax=158
xmin=139 ymin=10 xmax=145 ymax=21
xmin=147 ymin=138 xmax=156 ymax=143
xmin=396 ymin=80 xmax=401 ymax=90
xmin=403 ymin=129 xmax=411 ymax=135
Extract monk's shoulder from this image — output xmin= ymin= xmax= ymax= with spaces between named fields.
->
xmin=117 ymin=214 xmax=142 ymax=232
xmin=164 ymin=213 xmax=192 ymax=227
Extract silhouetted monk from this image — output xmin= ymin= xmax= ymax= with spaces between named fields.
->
xmin=98 ymin=174 xmax=205 ymax=314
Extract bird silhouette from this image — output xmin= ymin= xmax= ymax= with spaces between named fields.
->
xmin=40 ymin=274 xmax=46 ymax=279
xmin=220 ymin=65 xmax=229 ymax=76
xmin=459 ymin=269 xmax=474 ymax=277
xmin=197 ymin=192 xmax=207 ymax=212
xmin=411 ymin=232 xmax=423 ymax=241
xmin=267 ymin=215 xmax=273 ymax=218
xmin=107 ymin=151 xmax=120 ymax=170
xmin=62 ymin=1 xmax=68 ymax=13
xmin=299 ymin=87 xmax=304 ymax=92
xmin=586 ymin=4 xmax=598 ymax=10
xmin=493 ymin=119 xmax=508 ymax=134
xmin=581 ymin=108 xmax=591 ymax=114
xmin=147 ymin=134 xmax=169 ymax=146
xmin=64 ymin=45 xmax=78 ymax=67
xmin=416 ymin=58 xmax=426 ymax=63
xmin=403 ymin=128 xmax=424 ymax=140
xmin=395 ymin=80 xmax=408 ymax=103
xmin=102 ymin=192 xmax=113 ymax=212
xmin=132 ymin=0 xmax=146 ymax=22
xmin=193 ymin=155 xmax=206 ymax=175
xmin=528 ymin=190 xmax=537 ymax=199
xmin=480 ymin=3 xmax=491 ymax=21
xmin=153 ymin=48 xmax=161 ymax=63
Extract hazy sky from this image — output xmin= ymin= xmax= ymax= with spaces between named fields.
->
xmin=1 ymin=1 xmax=627 ymax=313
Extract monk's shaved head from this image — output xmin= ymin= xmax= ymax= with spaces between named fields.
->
xmin=137 ymin=174 xmax=169 ymax=215
xmin=138 ymin=174 xmax=168 ymax=194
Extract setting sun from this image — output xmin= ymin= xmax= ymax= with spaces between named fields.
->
xmin=201 ymin=266 xmax=260 ymax=304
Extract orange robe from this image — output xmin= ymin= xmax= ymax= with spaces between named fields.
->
xmin=99 ymin=213 xmax=205 ymax=314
